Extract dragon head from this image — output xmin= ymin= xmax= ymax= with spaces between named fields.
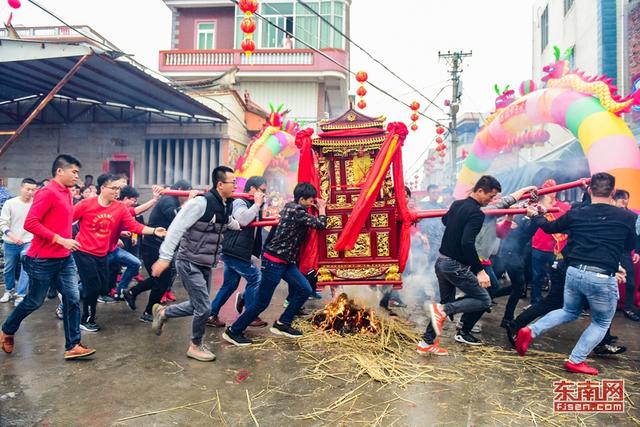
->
xmin=494 ymin=84 xmax=516 ymax=110
xmin=267 ymin=103 xmax=289 ymax=128
xmin=542 ymin=46 xmax=572 ymax=83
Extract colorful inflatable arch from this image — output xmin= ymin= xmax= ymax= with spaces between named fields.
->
xmin=234 ymin=104 xmax=300 ymax=193
xmin=455 ymin=46 xmax=640 ymax=210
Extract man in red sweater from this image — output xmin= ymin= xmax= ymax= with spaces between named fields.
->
xmin=73 ymin=173 xmax=166 ymax=332
xmin=0 ymin=155 xmax=95 ymax=359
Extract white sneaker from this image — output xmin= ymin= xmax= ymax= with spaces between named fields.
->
xmin=0 ymin=291 xmax=12 ymax=303
xmin=14 ymin=296 xmax=24 ymax=306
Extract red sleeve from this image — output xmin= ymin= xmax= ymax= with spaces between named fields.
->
xmin=495 ymin=219 xmax=512 ymax=240
xmin=73 ymin=199 xmax=87 ymax=222
xmin=24 ymin=188 xmax=55 ymax=241
xmin=129 ymin=207 xmax=136 ymax=217
xmin=120 ymin=205 xmax=145 ymax=234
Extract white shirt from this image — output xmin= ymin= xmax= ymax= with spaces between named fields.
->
xmin=0 ymin=197 xmax=33 ymax=243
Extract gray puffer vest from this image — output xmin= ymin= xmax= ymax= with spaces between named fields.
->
xmin=176 ymin=190 xmax=232 ymax=268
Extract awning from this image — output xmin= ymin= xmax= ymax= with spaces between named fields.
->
xmin=0 ymin=39 xmax=226 ymax=122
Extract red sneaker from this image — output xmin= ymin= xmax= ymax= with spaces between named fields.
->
xmin=416 ymin=340 xmax=448 ymax=356
xmin=516 ymin=327 xmax=533 ymax=356
xmin=429 ymin=303 xmax=447 ymax=336
xmin=564 ymin=360 xmax=598 ymax=376
xmin=165 ymin=291 xmax=176 ymax=302
xmin=160 ymin=293 xmax=168 ymax=304
xmin=134 ymin=274 xmax=144 ymax=282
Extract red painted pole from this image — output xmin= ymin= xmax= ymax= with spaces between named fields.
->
xmin=520 ymin=178 xmax=590 ymax=200
xmin=161 ymin=190 xmax=254 ymax=200
xmin=412 ymin=206 xmax=560 ymax=220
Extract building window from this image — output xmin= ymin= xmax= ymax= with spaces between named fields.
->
xmin=568 ymin=45 xmax=576 ymax=69
xmin=197 ymin=22 xmax=215 ymax=49
xmin=143 ymin=138 xmax=219 ymax=187
xmin=541 ymin=6 xmax=549 ymax=52
xmin=234 ymin=1 xmax=346 ymax=50
xmin=564 ymin=0 xmax=574 ymax=15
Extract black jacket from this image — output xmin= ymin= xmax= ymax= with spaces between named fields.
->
xmin=222 ymin=199 xmax=262 ymax=262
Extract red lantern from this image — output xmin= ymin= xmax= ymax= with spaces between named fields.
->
xmin=410 ymin=112 xmax=419 ymax=122
xmin=357 ymin=100 xmax=367 ymax=109
xmin=439 ymin=151 xmax=446 ymax=157
xmin=240 ymin=17 xmax=256 ymax=34
xmin=435 ymin=136 xmax=443 ymax=144
xmin=411 ymin=123 xmax=418 ymax=131
xmin=436 ymin=126 xmax=445 ymax=135
xmin=355 ymin=71 xmax=368 ymax=83
xmin=356 ymin=86 xmax=367 ymax=97
xmin=239 ymin=0 xmax=258 ymax=14
xmin=241 ymin=39 xmax=256 ymax=53
xmin=410 ymin=101 xmax=420 ymax=111
xmin=8 ymin=0 xmax=20 ymax=8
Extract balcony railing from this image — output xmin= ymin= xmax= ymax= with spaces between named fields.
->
xmin=159 ymin=48 xmax=348 ymax=75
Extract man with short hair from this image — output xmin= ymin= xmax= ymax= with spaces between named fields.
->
xmin=612 ymin=189 xmax=640 ymax=321
xmin=517 ymin=173 xmax=637 ymax=375
xmin=0 ymin=155 xmax=95 ymax=359
xmin=418 ymin=175 xmax=501 ymax=355
xmin=150 ymin=166 xmax=240 ymax=362
xmin=73 ymin=174 xmax=166 ymax=332
xmin=208 ymin=176 xmax=267 ymax=328
xmin=124 ymin=180 xmax=193 ymax=322
xmin=223 ymin=182 xmax=327 ymax=346
xmin=0 ymin=178 xmax=37 ymax=305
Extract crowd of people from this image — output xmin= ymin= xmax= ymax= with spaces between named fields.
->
xmin=0 ymin=155 xmax=638 ymax=375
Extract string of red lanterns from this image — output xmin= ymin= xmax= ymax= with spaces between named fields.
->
xmin=409 ymin=101 xmax=420 ymax=131
xmin=238 ymin=0 xmax=258 ymax=58
xmin=355 ymin=71 xmax=368 ymax=109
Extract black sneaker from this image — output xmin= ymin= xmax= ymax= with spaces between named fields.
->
xmin=623 ymin=310 xmax=640 ymax=322
xmin=454 ymin=330 xmax=482 ymax=346
xmin=98 ymin=295 xmax=117 ymax=304
xmin=80 ymin=321 xmax=100 ymax=332
xmin=139 ymin=312 xmax=152 ymax=323
xmin=594 ymin=344 xmax=627 ymax=355
xmin=235 ymin=292 xmax=244 ymax=314
xmin=500 ymin=319 xmax=517 ymax=349
xmin=389 ymin=299 xmax=407 ymax=308
xmin=123 ymin=290 xmax=136 ymax=311
xmin=222 ymin=327 xmax=252 ymax=346
xmin=270 ymin=321 xmax=303 ymax=338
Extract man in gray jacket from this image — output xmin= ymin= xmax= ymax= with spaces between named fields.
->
xmin=150 ymin=166 xmax=240 ymax=362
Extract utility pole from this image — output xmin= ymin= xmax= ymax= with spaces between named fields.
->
xmin=438 ymin=50 xmax=472 ymax=187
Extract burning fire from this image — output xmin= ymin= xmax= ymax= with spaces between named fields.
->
xmin=311 ymin=293 xmax=379 ymax=335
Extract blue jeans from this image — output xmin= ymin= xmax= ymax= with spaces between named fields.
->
xmin=2 ymin=256 xmax=81 ymax=351
xmin=107 ymin=247 xmax=141 ymax=295
xmin=230 ymin=258 xmax=312 ymax=334
xmin=530 ymin=266 xmax=618 ymax=364
xmin=531 ymin=249 xmax=556 ymax=304
xmin=210 ymin=255 xmax=261 ymax=317
xmin=3 ymin=242 xmax=30 ymax=296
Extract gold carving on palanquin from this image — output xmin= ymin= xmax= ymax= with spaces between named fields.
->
xmin=335 ymin=267 xmax=383 ymax=279
xmin=325 ymin=234 xmax=339 ymax=258
xmin=318 ymin=158 xmax=329 ymax=201
xmin=382 ymin=173 xmax=393 ymax=200
xmin=345 ymin=233 xmax=371 ymax=258
xmin=385 ymin=265 xmax=400 ymax=281
xmin=318 ymin=267 xmax=333 ymax=282
xmin=371 ymin=214 xmax=388 ymax=228
xmin=376 ymin=232 xmax=390 ymax=257
xmin=345 ymin=160 xmax=356 ymax=186
xmin=326 ymin=215 xmax=342 ymax=229
xmin=334 ymin=161 xmax=342 ymax=190
xmin=335 ymin=195 xmax=348 ymax=207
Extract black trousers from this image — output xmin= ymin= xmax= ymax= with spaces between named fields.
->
xmin=492 ymin=252 xmax=526 ymax=321
xmin=513 ymin=260 xmax=566 ymax=330
xmin=73 ymin=251 xmax=108 ymax=323
xmin=129 ymin=244 xmax=176 ymax=315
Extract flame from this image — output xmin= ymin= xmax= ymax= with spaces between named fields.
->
xmin=312 ymin=293 xmax=379 ymax=335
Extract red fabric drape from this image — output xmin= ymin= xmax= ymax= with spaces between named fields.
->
xmin=335 ymin=122 xmax=409 ymax=252
xmin=391 ymin=140 xmax=417 ymax=272
xmin=295 ymin=128 xmax=320 ymax=274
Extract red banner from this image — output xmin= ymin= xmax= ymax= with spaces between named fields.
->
xmin=295 ymin=128 xmax=320 ymax=274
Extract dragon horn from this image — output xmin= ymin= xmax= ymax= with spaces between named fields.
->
xmin=553 ymin=46 xmax=561 ymax=61
xmin=494 ymin=84 xmax=501 ymax=95
xmin=563 ymin=47 xmax=573 ymax=60
xmin=504 ymin=85 xmax=510 ymax=92
xmin=269 ymin=103 xmax=275 ymax=112
xmin=276 ymin=103 xmax=284 ymax=112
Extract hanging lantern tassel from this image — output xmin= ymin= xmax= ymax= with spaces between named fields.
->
xmin=355 ymin=70 xmax=368 ymax=109
xmin=409 ymin=101 xmax=420 ymax=131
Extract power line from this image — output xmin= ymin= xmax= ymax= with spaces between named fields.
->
xmin=296 ymin=0 xmax=444 ymax=113
xmin=230 ymin=0 xmax=447 ymax=128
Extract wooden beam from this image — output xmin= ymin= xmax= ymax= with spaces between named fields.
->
xmin=0 ymin=54 xmax=91 ymax=158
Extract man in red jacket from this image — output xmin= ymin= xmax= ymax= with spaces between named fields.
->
xmin=0 ymin=155 xmax=95 ymax=360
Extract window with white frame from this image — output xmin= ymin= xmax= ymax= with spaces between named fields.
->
xmin=143 ymin=138 xmax=220 ymax=187
xmin=197 ymin=22 xmax=215 ymax=50
xmin=564 ymin=0 xmax=574 ymax=15
xmin=541 ymin=6 xmax=549 ymax=52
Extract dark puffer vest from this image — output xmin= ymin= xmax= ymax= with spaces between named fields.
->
xmin=176 ymin=189 xmax=232 ymax=268
xmin=222 ymin=199 xmax=262 ymax=262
